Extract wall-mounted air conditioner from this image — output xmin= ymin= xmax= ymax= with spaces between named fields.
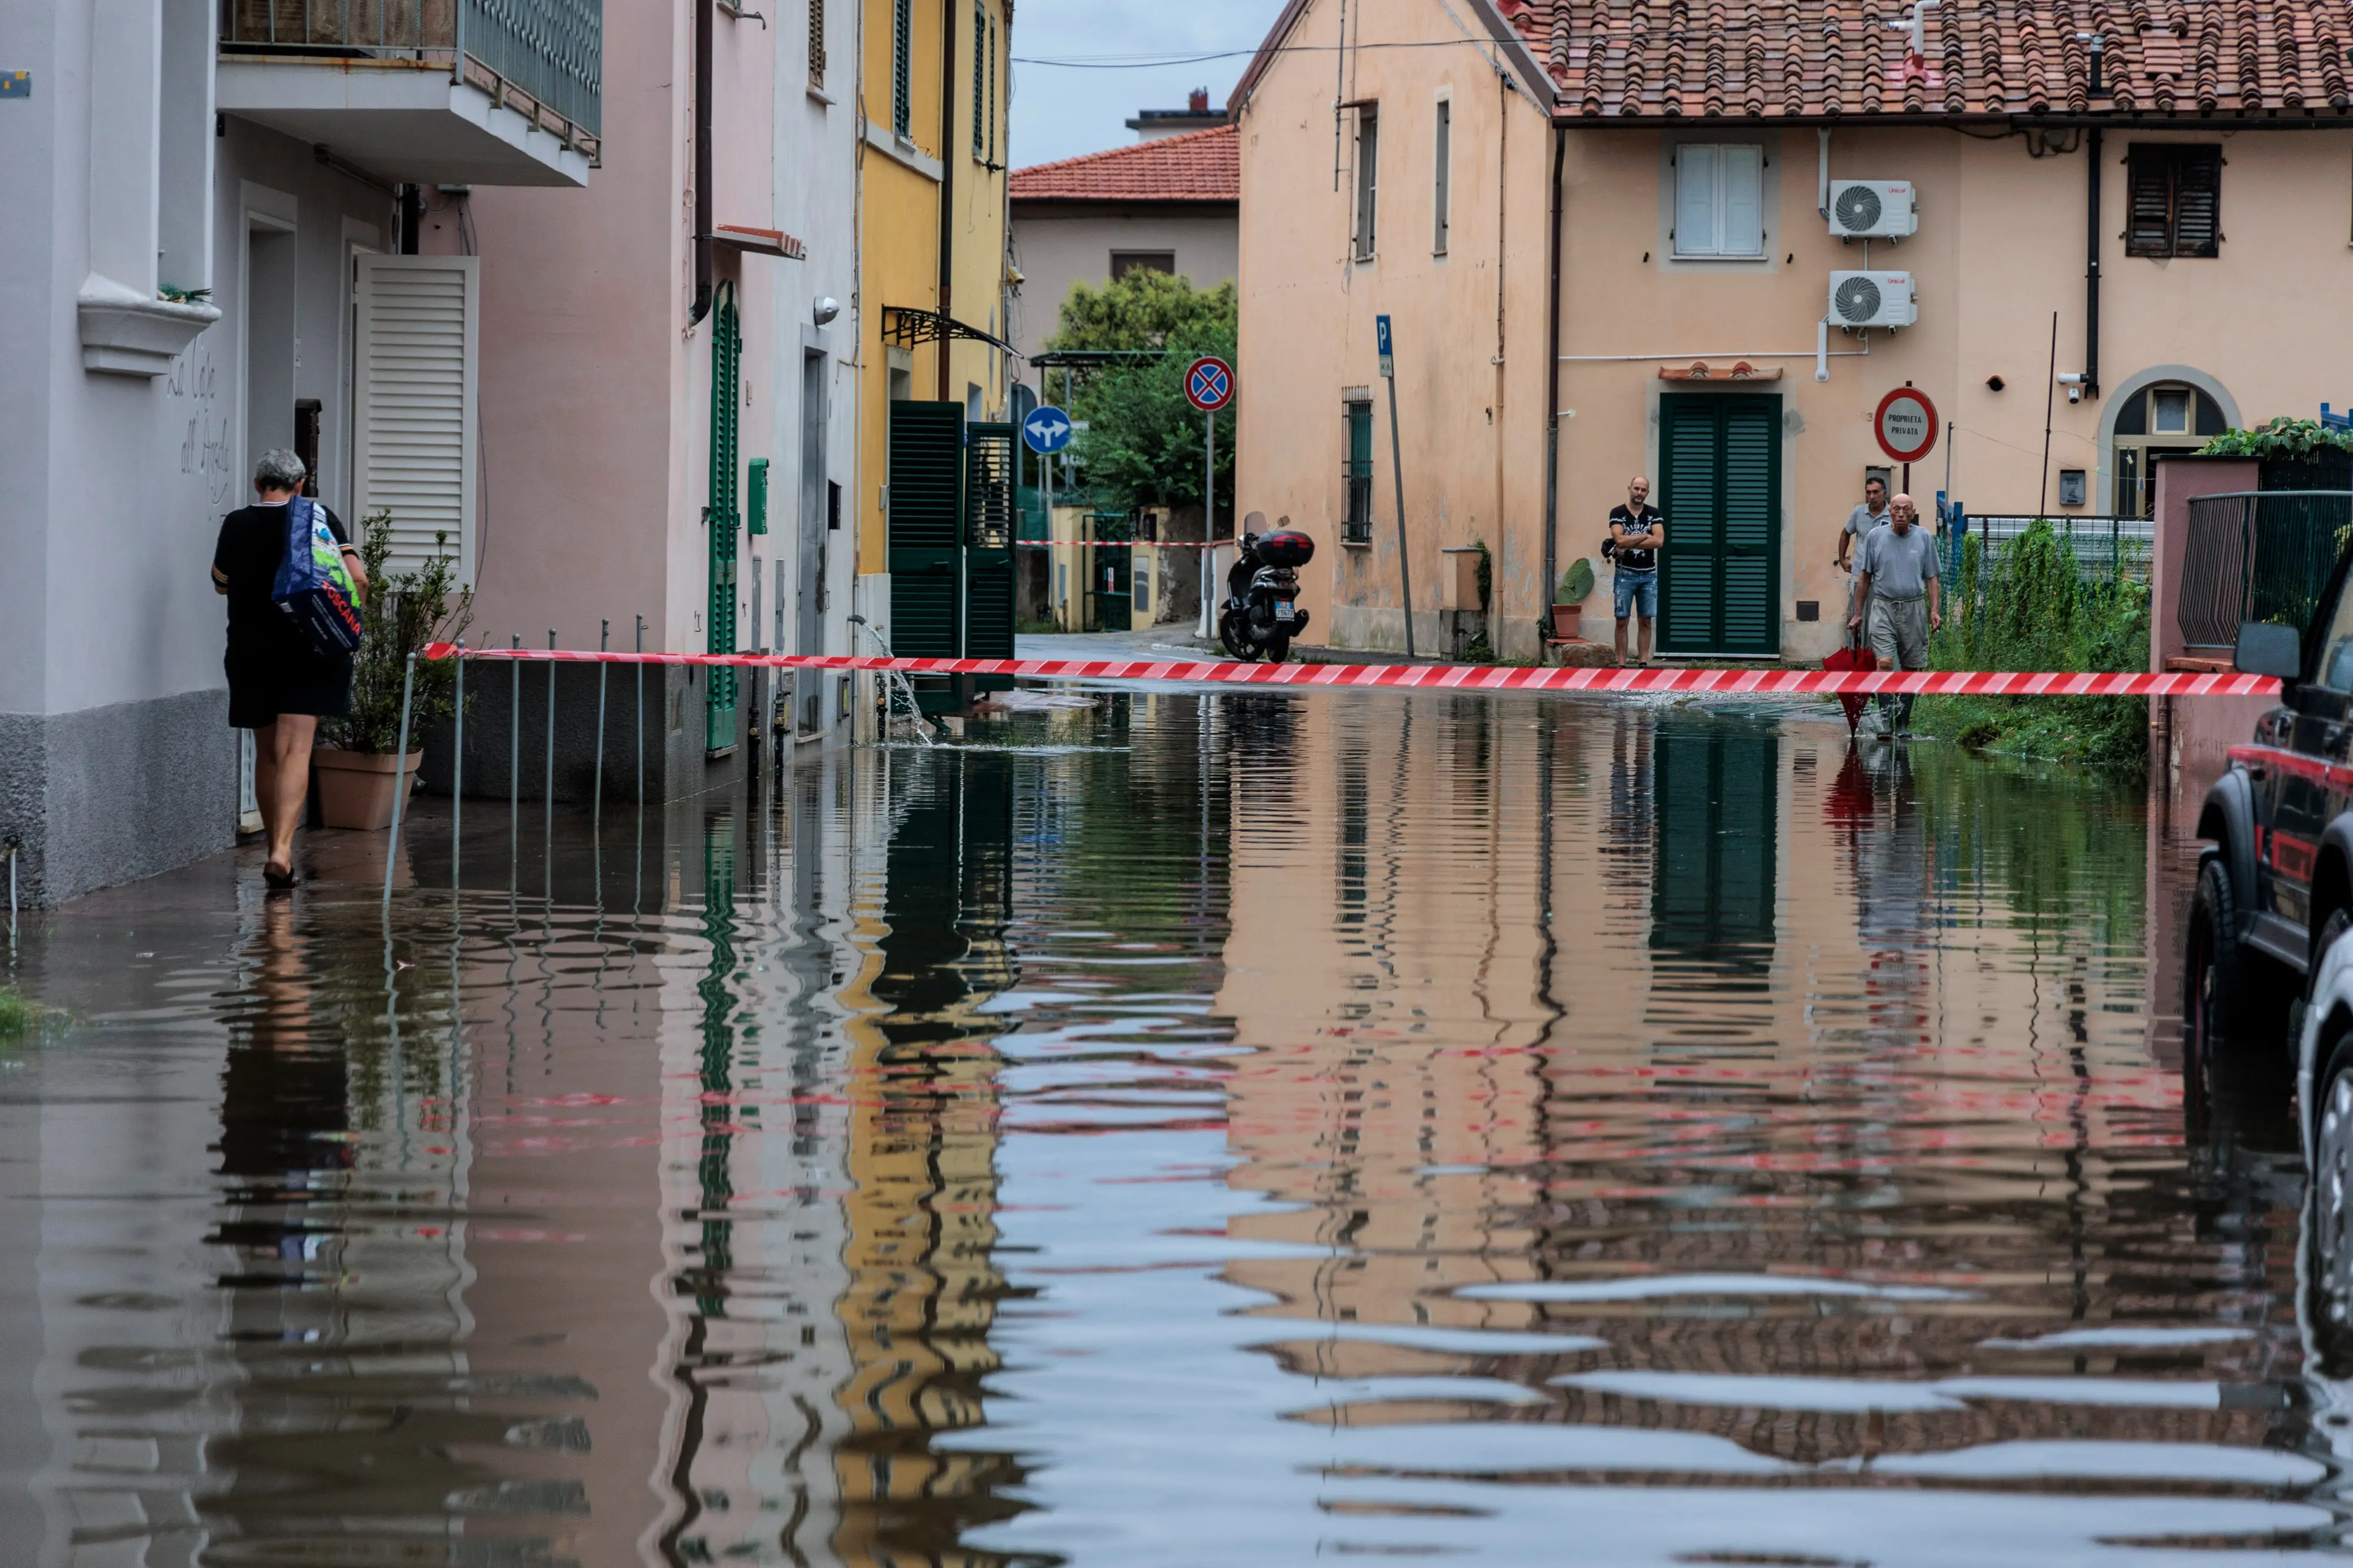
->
xmin=1827 ymin=181 xmax=1918 ymax=239
xmin=1829 ymin=271 xmax=1916 ymax=329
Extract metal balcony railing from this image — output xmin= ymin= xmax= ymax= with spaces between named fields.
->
xmin=2178 ymin=491 xmax=2353 ymax=649
xmin=1959 ymin=513 xmax=2155 ymax=583
xmin=221 ymin=0 xmax=601 ymax=139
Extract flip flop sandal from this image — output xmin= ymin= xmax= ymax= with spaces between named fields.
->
xmin=264 ymin=862 xmax=299 ymax=891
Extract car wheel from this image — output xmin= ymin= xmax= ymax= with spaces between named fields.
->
xmin=2187 ymin=856 xmax=2287 ymax=1059
xmin=2312 ymin=1032 xmax=2353 ymax=1346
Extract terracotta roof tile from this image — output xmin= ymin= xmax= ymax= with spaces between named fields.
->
xmin=1009 ymin=125 xmax=1239 ymax=203
xmin=1523 ymin=0 xmax=2353 ymax=116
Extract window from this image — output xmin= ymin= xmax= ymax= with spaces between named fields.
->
xmin=972 ymin=3 xmax=986 ymax=155
xmin=988 ymin=15 xmax=999 ymax=164
xmin=1353 ymin=106 xmax=1379 ymax=260
xmin=2127 ymin=145 xmax=2221 ymax=258
xmin=1110 ymin=251 xmax=1174 ymax=280
xmin=892 ymin=0 xmax=912 ymax=135
xmin=1432 ymin=98 xmax=1451 ymax=255
xmin=808 ymin=0 xmax=825 ymax=86
xmin=1672 ymin=144 xmax=1765 ymax=259
xmin=1343 ymin=398 xmax=1374 ymax=542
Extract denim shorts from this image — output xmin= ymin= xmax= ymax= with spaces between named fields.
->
xmin=1613 ymin=569 xmax=1658 ymax=620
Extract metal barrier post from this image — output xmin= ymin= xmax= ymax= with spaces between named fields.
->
xmin=451 ymin=641 xmax=465 ymax=896
xmin=635 ymin=615 xmax=645 ymax=809
xmin=383 ymin=652 xmax=417 ymax=906
xmin=509 ymin=632 xmax=520 ymax=840
xmin=595 ymin=619 xmax=609 ymax=828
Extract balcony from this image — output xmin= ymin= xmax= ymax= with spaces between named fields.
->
xmin=217 ymin=0 xmax=600 ymax=188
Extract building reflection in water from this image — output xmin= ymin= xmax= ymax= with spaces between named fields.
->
xmin=9 ymin=687 xmax=2332 ymax=1566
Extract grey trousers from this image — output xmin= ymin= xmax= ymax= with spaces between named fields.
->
xmin=1866 ymin=594 xmax=1930 ymax=726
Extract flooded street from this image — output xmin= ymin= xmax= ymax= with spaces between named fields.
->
xmin=1 ymin=687 xmax=2337 ymax=1566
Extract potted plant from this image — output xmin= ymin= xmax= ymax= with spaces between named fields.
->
xmin=1552 ymin=558 xmax=1595 ymax=640
xmin=314 ymin=513 xmax=474 ymax=830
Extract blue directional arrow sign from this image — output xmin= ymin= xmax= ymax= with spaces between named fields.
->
xmin=1022 ymin=405 xmax=1075 ymax=454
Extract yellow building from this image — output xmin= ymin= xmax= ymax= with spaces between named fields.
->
xmin=855 ymin=0 xmax=1019 ymax=655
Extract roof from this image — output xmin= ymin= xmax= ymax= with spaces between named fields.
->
xmin=1496 ymin=0 xmax=2353 ymax=120
xmin=1228 ymin=0 xmax=2353 ymax=126
xmin=1009 ymin=124 xmax=1241 ymax=203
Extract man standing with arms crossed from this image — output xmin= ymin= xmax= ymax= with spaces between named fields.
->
xmin=1608 ymin=476 xmax=1665 ymax=667
xmin=1849 ymin=492 xmax=1942 ymax=739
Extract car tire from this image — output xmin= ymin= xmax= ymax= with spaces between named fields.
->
xmin=2187 ymin=856 xmax=2285 ymax=1062
xmin=2311 ymin=1029 xmax=2353 ymax=1352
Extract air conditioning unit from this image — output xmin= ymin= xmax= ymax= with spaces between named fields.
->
xmin=1827 ymin=180 xmax=1918 ymax=239
xmin=1829 ymin=271 xmax=1917 ymax=329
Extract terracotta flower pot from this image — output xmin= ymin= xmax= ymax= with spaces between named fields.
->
xmin=312 ymin=749 xmax=424 ymax=831
xmin=1551 ymin=603 xmax=1583 ymax=640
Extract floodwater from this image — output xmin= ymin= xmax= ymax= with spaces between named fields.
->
xmin=0 ymin=686 xmax=2339 ymax=1566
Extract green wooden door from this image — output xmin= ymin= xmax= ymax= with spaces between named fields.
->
xmin=964 ymin=421 xmax=1016 ymax=659
xmin=888 ymin=401 xmax=965 ymax=658
xmin=1657 ymin=393 xmax=1781 ymax=657
xmin=705 ymin=284 xmax=742 ymax=750
xmin=1652 ymin=725 xmax=1778 ymax=975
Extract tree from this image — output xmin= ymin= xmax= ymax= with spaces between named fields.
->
xmin=1044 ymin=271 xmax=1237 ymax=515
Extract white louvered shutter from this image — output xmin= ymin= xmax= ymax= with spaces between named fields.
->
xmin=352 ymin=253 xmax=479 ymax=581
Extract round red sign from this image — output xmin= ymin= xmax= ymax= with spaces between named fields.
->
xmin=1185 ymin=356 xmax=1235 ymax=412
xmin=1874 ymin=386 xmax=1939 ymax=463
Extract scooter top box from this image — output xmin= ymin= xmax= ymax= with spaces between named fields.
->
xmin=1254 ymin=530 xmax=1315 ymax=568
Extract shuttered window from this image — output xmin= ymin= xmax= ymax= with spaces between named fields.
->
xmin=972 ymin=3 xmax=986 ymax=155
xmin=888 ymin=401 xmax=965 ymax=658
xmin=1432 ymin=98 xmax=1451 ymax=254
xmin=351 ymin=253 xmax=478 ymax=581
xmin=1672 ymin=144 xmax=1765 ymax=258
xmin=808 ymin=0 xmax=825 ymax=86
xmin=1656 ymin=393 xmax=1781 ymax=656
xmin=1342 ymin=399 xmax=1374 ymax=542
xmin=2126 ymin=145 xmax=2221 ymax=258
xmin=1353 ymin=107 xmax=1379 ymax=260
xmin=892 ymin=0 xmax=912 ymax=135
xmin=1653 ymin=727 xmax=1778 ymax=970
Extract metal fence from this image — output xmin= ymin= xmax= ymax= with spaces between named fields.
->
xmin=1954 ymin=514 xmax=2154 ymax=583
xmin=2178 ymin=491 xmax=2353 ymax=649
xmin=222 ymin=0 xmax=601 ymax=136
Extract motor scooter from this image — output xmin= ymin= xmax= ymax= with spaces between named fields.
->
xmin=1218 ymin=529 xmax=1314 ymax=663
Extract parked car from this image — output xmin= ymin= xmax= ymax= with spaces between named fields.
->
xmin=2188 ymin=573 xmax=2353 ymax=1071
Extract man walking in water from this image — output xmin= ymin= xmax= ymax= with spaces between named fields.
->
xmin=1835 ymin=475 xmax=1891 ymax=628
xmin=1607 ymin=476 xmax=1665 ymax=667
xmin=1849 ymin=492 xmax=1942 ymax=739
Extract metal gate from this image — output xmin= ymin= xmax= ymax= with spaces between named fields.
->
xmin=705 ymin=283 xmax=741 ymax=752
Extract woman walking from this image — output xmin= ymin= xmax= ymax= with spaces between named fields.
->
xmin=211 ymin=451 xmax=368 ymax=890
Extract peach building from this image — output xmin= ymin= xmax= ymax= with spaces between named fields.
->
xmin=1231 ymin=0 xmax=2353 ymax=660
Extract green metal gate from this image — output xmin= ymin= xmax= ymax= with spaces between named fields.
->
xmin=1086 ymin=512 xmax=1132 ymax=632
xmin=965 ymin=422 xmax=1016 ymax=658
xmin=1657 ymin=393 xmax=1781 ymax=658
xmin=887 ymin=401 xmax=965 ymax=658
xmin=705 ymin=283 xmax=742 ymax=750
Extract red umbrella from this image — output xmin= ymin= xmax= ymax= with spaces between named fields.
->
xmin=1822 ymin=629 xmax=1872 ymax=736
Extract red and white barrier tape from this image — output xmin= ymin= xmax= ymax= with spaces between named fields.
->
xmin=1011 ymin=538 xmax=1229 ymax=548
xmin=422 ymin=644 xmax=2278 ymax=698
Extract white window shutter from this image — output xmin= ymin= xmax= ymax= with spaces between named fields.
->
xmin=1721 ymin=145 xmax=1764 ymax=256
xmin=352 ymin=253 xmax=479 ymax=583
xmin=1675 ymin=145 xmax=1718 ymax=255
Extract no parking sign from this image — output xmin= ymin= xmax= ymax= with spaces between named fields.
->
xmin=1185 ymin=356 xmax=1234 ymax=412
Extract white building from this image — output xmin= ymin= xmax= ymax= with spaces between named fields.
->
xmin=0 ymin=0 xmax=599 ymax=905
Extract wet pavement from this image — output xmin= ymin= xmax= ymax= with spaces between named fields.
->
xmin=0 ymin=686 xmax=2337 ymax=1566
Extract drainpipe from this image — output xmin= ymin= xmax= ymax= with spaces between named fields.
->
xmin=688 ymin=0 xmax=715 ymax=328
xmin=1817 ymin=127 xmax=1830 ymax=218
xmin=1540 ymin=122 xmax=1566 ymax=623
xmin=936 ymin=0 xmax=957 ymax=400
xmin=2081 ymin=33 xmax=2103 ymax=398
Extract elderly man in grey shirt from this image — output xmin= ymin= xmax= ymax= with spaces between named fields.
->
xmin=1848 ymin=492 xmax=1943 ymax=739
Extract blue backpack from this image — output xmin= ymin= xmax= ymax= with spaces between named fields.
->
xmin=272 ymin=498 xmax=365 ymax=656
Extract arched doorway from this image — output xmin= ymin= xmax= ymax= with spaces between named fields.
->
xmin=2103 ymin=370 xmax=2235 ymax=518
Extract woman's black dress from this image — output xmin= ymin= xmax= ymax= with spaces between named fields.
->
xmin=212 ymin=501 xmax=355 ymax=729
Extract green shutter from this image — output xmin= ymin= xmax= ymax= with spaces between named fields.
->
xmin=706 ymin=283 xmax=741 ymax=749
xmin=893 ymin=0 xmax=912 ymax=135
xmin=1656 ymin=392 xmax=1781 ymax=656
xmin=1652 ymin=725 xmax=1778 ymax=970
xmin=965 ymin=421 xmax=1016 ymax=658
xmin=889 ymin=401 xmax=965 ymax=659
xmin=747 ymin=456 xmax=768 ymax=536
xmin=972 ymin=3 xmax=985 ymax=155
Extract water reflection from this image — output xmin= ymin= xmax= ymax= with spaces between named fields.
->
xmin=4 ymin=689 xmax=2347 ymax=1564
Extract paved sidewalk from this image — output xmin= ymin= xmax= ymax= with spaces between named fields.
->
xmin=1015 ymin=628 xmax=1218 ymax=662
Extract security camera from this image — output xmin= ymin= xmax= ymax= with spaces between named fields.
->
xmin=812 ymin=296 xmax=841 ymax=326
xmin=2057 ymin=371 xmax=2085 ymax=405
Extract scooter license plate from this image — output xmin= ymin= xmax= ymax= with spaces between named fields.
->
xmin=1275 ymin=600 xmax=1296 ymax=621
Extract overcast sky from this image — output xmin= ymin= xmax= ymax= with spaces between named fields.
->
xmin=1007 ymin=0 xmax=1285 ymax=168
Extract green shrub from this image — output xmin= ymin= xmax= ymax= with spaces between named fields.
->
xmin=323 ymin=513 xmax=475 ymax=755
xmin=1914 ymin=520 xmax=2150 ymax=774
xmin=2197 ymin=416 xmax=2353 ymax=461
xmin=0 ymin=986 xmax=39 ymax=1040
